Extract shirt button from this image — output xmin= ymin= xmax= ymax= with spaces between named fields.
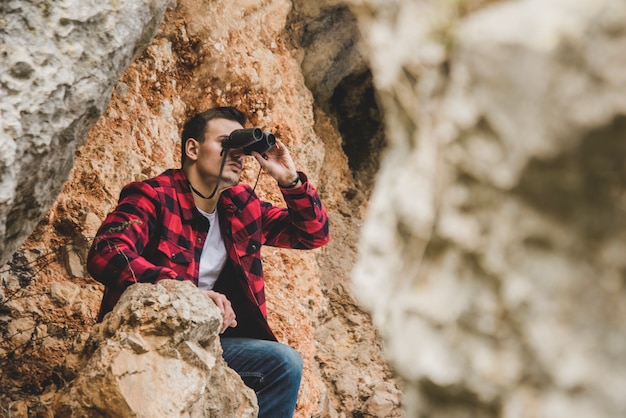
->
xmin=197 ymin=237 xmax=201 ymax=242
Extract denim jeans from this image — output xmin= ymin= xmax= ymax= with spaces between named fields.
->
xmin=220 ymin=337 xmax=303 ymax=418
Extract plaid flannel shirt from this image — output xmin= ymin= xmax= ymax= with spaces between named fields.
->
xmin=87 ymin=168 xmax=329 ymax=336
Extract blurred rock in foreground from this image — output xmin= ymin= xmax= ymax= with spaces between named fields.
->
xmin=351 ymin=0 xmax=626 ymax=416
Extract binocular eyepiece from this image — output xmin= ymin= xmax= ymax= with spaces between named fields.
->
xmin=223 ymin=128 xmax=276 ymax=155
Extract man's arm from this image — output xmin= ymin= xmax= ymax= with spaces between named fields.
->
xmin=250 ymin=138 xmax=329 ymax=249
xmin=260 ymin=171 xmax=329 ymax=249
xmin=87 ymin=181 xmax=179 ymax=291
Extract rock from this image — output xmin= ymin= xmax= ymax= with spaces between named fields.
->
xmin=365 ymin=387 xmax=401 ymax=417
xmin=50 ymin=281 xmax=81 ymax=307
xmin=62 ymin=244 xmax=86 ymax=278
xmin=7 ymin=400 xmax=28 ymax=418
xmin=81 ymin=211 xmax=103 ymax=238
xmin=52 ymin=280 xmax=258 ymax=417
xmin=290 ymin=0 xmax=368 ymax=102
xmin=0 ymin=0 xmax=171 ymax=266
xmin=351 ymin=0 xmax=626 ymax=416
xmin=6 ymin=317 xmax=37 ymax=348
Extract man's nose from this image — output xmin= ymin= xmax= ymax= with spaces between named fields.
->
xmin=228 ymin=148 xmax=246 ymax=160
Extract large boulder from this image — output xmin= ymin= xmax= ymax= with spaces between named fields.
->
xmin=52 ymin=280 xmax=258 ymax=417
xmin=0 ymin=0 xmax=170 ymax=265
xmin=351 ymin=0 xmax=626 ymax=416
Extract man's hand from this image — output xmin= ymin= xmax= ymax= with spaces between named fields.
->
xmin=204 ymin=290 xmax=237 ymax=333
xmin=252 ymin=138 xmax=300 ymax=187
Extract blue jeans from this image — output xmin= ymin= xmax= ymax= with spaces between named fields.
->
xmin=220 ymin=337 xmax=303 ymax=418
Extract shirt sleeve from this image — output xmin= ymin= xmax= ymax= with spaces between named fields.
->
xmin=86 ymin=181 xmax=179 ymax=292
xmin=260 ymin=172 xmax=330 ymax=249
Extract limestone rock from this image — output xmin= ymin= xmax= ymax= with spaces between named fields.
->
xmin=52 ymin=280 xmax=258 ymax=417
xmin=351 ymin=0 xmax=626 ymax=416
xmin=0 ymin=0 xmax=171 ymax=266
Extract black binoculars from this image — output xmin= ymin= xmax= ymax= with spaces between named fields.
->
xmin=223 ymin=128 xmax=276 ymax=155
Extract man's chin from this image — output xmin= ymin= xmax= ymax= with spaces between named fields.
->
xmin=221 ymin=175 xmax=241 ymax=188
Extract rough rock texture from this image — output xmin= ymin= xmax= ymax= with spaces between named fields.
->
xmin=351 ymin=0 xmax=626 ymax=416
xmin=0 ymin=0 xmax=170 ymax=266
xmin=0 ymin=0 xmax=401 ymax=417
xmin=53 ymin=280 xmax=258 ymax=417
xmin=289 ymin=0 xmax=385 ymax=192
xmin=289 ymin=0 xmax=368 ymax=103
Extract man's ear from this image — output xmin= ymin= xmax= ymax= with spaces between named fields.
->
xmin=185 ymin=137 xmax=199 ymax=162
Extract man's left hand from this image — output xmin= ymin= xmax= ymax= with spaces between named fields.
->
xmin=251 ymin=138 xmax=299 ymax=187
xmin=204 ymin=290 xmax=237 ymax=333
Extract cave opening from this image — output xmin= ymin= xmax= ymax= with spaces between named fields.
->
xmin=287 ymin=2 xmax=386 ymax=192
xmin=330 ymin=69 xmax=385 ymax=191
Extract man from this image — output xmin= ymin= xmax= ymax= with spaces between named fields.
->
xmin=87 ymin=107 xmax=330 ymax=417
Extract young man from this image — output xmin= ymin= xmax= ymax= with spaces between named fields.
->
xmin=87 ymin=107 xmax=330 ymax=417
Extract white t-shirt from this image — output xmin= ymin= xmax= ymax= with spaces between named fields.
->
xmin=196 ymin=208 xmax=228 ymax=291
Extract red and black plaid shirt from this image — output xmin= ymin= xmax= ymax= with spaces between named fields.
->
xmin=87 ymin=169 xmax=329 ymax=337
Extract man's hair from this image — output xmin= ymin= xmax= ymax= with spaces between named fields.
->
xmin=180 ymin=107 xmax=247 ymax=166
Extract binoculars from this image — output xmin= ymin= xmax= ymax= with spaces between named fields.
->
xmin=223 ymin=128 xmax=276 ymax=155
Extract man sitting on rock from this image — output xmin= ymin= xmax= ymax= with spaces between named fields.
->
xmin=86 ymin=106 xmax=330 ymax=417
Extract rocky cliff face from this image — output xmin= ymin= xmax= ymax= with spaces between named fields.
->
xmin=7 ymin=0 xmax=623 ymax=417
xmin=1 ymin=0 xmax=399 ymax=417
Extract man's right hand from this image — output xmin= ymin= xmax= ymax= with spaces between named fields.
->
xmin=204 ymin=290 xmax=237 ymax=333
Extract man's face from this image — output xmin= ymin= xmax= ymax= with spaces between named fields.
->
xmin=195 ymin=118 xmax=246 ymax=187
